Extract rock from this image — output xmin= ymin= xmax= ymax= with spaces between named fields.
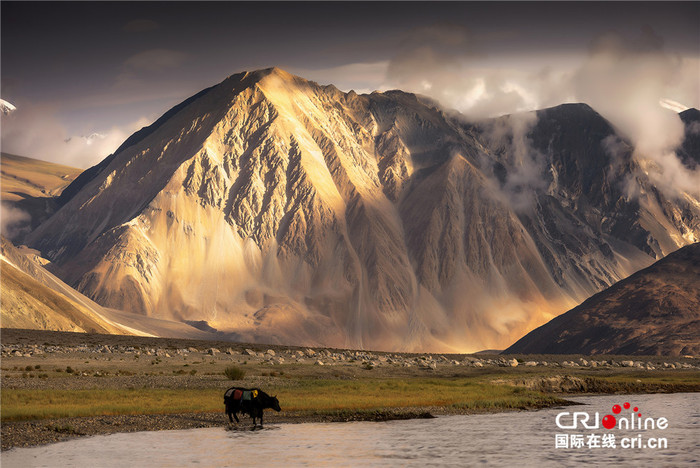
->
xmin=244 ymin=349 xmax=257 ymax=357
xmin=473 ymin=362 xmax=484 ymax=368
xmin=265 ymin=349 xmax=276 ymax=357
xmin=508 ymin=358 xmax=519 ymax=367
xmin=315 ymin=360 xmax=324 ymax=366
xmin=525 ymin=361 xmax=538 ymax=366
xmin=620 ymin=360 xmax=635 ymax=367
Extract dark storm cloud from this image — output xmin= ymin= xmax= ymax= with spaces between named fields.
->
xmin=1 ymin=1 xmax=698 ymax=167
xmin=124 ymin=18 xmax=160 ymax=33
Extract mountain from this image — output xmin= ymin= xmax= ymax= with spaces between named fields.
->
xmin=678 ymin=108 xmax=700 ymax=169
xmin=23 ymin=68 xmax=700 ymax=352
xmin=1 ymin=153 xmax=81 ymax=202
xmin=0 ymin=236 xmax=127 ymax=333
xmin=1 ymin=153 xmax=83 ymax=240
xmin=0 ymin=236 xmax=225 ymax=339
xmin=504 ymin=243 xmax=700 ymax=356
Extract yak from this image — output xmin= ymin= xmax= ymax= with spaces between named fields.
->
xmin=224 ymin=387 xmax=281 ymax=427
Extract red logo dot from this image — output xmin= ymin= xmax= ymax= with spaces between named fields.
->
xmin=602 ymin=415 xmax=617 ymax=429
xmin=638 ymin=413 xmax=641 ymax=417
xmin=633 ymin=407 xmax=638 ymax=412
xmin=623 ymin=402 xmax=630 ymax=409
xmin=612 ymin=404 xmax=621 ymax=414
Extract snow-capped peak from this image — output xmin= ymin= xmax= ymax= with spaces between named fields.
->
xmin=1 ymin=99 xmax=17 ymax=115
xmin=659 ymin=98 xmax=690 ymax=113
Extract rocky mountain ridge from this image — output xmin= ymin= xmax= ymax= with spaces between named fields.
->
xmin=23 ymin=68 xmax=700 ymax=352
xmin=505 ymin=242 xmax=700 ymax=356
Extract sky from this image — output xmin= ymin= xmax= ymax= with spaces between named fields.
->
xmin=1 ymin=1 xmax=699 ymax=168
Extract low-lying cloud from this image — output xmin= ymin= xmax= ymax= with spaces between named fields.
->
xmin=0 ymin=203 xmax=31 ymax=240
xmin=386 ymin=24 xmax=700 ymax=199
xmin=572 ymin=26 xmax=700 ymax=198
xmin=0 ymin=101 xmax=150 ymax=168
xmin=479 ymin=112 xmax=545 ymax=212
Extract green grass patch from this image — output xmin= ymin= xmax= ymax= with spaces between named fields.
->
xmin=1 ymin=378 xmax=566 ymax=422
xmin=1 ymin=388 xmax=223 ymax=421
xmin=274 ymin=378 xmax=562 ymax=412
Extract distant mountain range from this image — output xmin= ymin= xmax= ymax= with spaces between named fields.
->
xmin=4 ymin=68 xmax=699 ymax=353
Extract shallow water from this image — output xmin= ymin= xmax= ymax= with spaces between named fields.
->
xmin=3 ymin=393 xmax=698 ymax=467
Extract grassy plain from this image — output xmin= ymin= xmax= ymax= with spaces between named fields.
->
xmin=1 ymin=329 xmax=698 ymax=449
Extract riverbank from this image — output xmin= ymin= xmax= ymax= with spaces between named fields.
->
xmin=2 ymin=328 xmax=699 ymax=450
xmin=0 ymin=405 xmax=550 ymax=450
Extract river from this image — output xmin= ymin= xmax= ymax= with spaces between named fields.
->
xmin=3 ymin=393 xmax=698 ymax=467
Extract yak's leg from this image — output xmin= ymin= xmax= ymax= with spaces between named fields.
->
xmin=260 ymin=412 xmax=264 ymax=428
xmin=228 ymin=412 xmax=234 ymax=423
xmin=233 ymin=412 xmax=240 ymax=423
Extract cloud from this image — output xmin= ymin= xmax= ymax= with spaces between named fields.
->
xmin=287 ymin=61 xmax=389 ymax=94
xmin=123 ymin=19 xmax=160 ymax=33
xmin=123 ymin=49 xmax=188 ymax=72
xmin=0 ymin=204 xmax=31 ymax=240
xmin=385 ymin=24 xmax=575 ymax=120
xmin=385 ymin=23 xmax=700 ymax=199
xmin=479 ymin=112 xmax=545 ymax=212
xmin=0 ymin=101 xmax=151 ymax=168
xmin=572 ymin=26 xmax=700 ymax=198
xmin=116 ymin=49 xmax=190 ymax=91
